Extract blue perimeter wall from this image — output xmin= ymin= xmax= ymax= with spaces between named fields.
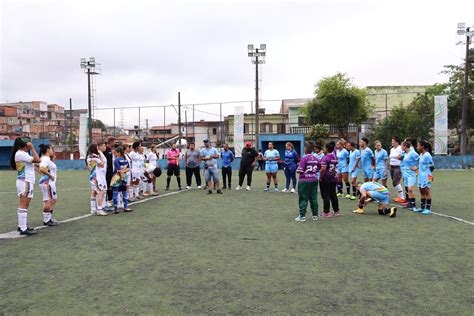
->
xmin=53 ymin=155 xmax=474 ymax=171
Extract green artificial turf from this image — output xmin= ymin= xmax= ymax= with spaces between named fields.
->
xmin=0 ymin=170 xmax=473 ymax=314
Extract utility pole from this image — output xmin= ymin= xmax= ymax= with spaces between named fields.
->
xmin=219 ymin=102 xmax=222 ymax=145
xmin=145 ymin=118 xmax=149 ymax=138
xmin=87 ymin=68 xmax=92 ymax=144
xmin=178 ymin=92 xmax=182 ymax=148
xmin=163 ymin=106 xmax=166 ymax=142
xmin=193 ymin=104 xmax=195 ymax=142
xmin=248 ymin=44 xmax=266 ymax=152
xmin=461 ymin=27 xmax=471 ymax=155
xmin=255 ymin=49 xmax=260 ymax=152
xmin=113 ymin=108 xmax=116 ymax=137
xmin=68 ymin=98 xmax=72 ymax=147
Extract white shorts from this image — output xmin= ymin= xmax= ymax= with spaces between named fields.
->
xmin=125 ymin=171 xmax=131 ymax=186
xmin=16 ymin=180 xmax=34 ymax=198
xmin=131 ymin=170 xmax=142 ymax=182
xmin=90 ymin=175 xmax=107 ymax=192
xmin=40 ymin=182 xmax=58 ymax=201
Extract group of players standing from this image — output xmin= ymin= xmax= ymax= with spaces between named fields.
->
xmin=294 ymin=136 xmax=435 ymax=222
xmin=9 ymin=134 xmax=434 ymax=235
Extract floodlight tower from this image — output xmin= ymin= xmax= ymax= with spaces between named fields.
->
xmin=457 ymin=23 xmax=473 ymax=155
xmin=248 ymin=44 xmax=266 ymax=152
xmin=80 ymin=57 xmax=101 ymax=144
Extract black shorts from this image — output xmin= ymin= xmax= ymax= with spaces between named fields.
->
xmin=167 ymin=164 xmax=180 ymax=177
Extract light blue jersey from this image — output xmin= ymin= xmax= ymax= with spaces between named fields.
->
xmin=349 ymin=149 xmax=360 ymax=178
xmin=360 ymin=147 xmax=374 ymax=178
xmin=264 ymin=149 xmax=279 ymax=165
xmin=264 ymin=149 xmax=280 ymax=173
xmin=312 ymin=152 xmax=324 ymax=178
xmin=418 ymin=152 xmax=434 ymax=188
xmin=402 ymin=150 xmax=419 ymax=178
xmin=200 ymin=147 xmax=219 ymax=169
xmin=336 ymin=148 xmax=349 ymax=173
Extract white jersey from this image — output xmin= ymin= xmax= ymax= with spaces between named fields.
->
xmin=39 ymin=156 xmax=57 ymax=185
xmin=140 ymin=153 xmax=146 ymax=171
xmin=148 ymin=152 xmax=158 ymax=167
xmin=15 ymin=150 xmax=35 ymax=183
xmin=389 ymin=145 xmax=403 ymax=166
xmin=129 ymin=151 xmax=142 ymax=172
xmin=97 ymin=152 xmax=107 ymax=177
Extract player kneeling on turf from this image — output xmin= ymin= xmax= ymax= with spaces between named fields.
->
xmin=353 ymin=182 xmax=397 ymax=218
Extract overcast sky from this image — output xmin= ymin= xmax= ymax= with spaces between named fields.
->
xmin=1 ymin=0 xmax=473 ymax=128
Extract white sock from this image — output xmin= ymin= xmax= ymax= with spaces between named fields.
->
xmin=128 ymin=187 xmax=134 ymax=198
xmin=43 ymin=212 xmax=52 ymax=223
xmin=396 ymin=184 xmax=404 ymax=199
xmin=148 ymin=183 xmax=154 ymax=193
xmin=134 ymin=186 xmax=140 ymax=197
xmin=18 ymin=208 xmax=27 ymax=231
xmin=90 ymin=198 xmax=97 ymax=211
xmin=141 ymin=181 xmax=146 ymax=193
xmin=103 ymin=194 xmax=107 ymax=206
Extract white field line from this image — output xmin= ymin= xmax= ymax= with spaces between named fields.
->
xmin=0 ymin=190 xmax=186 ymax=240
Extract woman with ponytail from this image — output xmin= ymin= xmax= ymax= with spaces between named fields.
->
xmin=416 ymin=140 xmax=435 ymax=215
xmin=86 ymin=142 xmax=109 ymax=216
xmin=10 ymin=137 xmax=41 ymax=235
xmin=38 ymin=144 xmax=59 ymax=226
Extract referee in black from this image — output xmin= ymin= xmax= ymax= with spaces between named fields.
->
xmin=104 ymin=137 xmax=116 ymax=209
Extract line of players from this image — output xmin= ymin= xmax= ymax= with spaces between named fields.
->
xmin=294 ymin=137 xmax=435 ymax=222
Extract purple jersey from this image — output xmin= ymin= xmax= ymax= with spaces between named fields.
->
xmin=320 ymin=152 xmax=338 ymax=183
xmin=297 ymin=153 xmax=320 ymax=182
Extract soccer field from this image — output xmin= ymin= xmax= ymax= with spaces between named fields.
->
xmin=0 ymin=170 xmax=473 ymax=314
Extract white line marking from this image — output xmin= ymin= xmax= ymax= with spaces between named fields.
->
xmin=0 ymin=190 xmax=186 ymax=240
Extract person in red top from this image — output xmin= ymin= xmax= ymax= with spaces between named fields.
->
xmin=166 ymin=143 xmax=182 ymax=190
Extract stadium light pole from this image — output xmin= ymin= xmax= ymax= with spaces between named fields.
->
xmin=80 ymin=57 xmax=101 ymax=144
xmin=248 ymin=44 xmax=266 ymax=152
xmin=457 ymin=23 xmax=473 ymax=155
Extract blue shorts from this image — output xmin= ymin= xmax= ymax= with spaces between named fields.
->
xmin=265 ymin=163 xmax=278 ymax=173
xmin=374 ymin=168 xmax=387 ymax=180
xmin=205 ymin=168 xmax=219 ymax=182
xmin=350 ymin=168 xmax=359 ymax=178
xmin=404 ymin=174 xmax=417 ymax=187
xmin=338 ymin=164 xmax=349 ymax=173
xmin=363 ymin=168 xmax=374 ymax=179
xmin=417 ymin=174 xmax=432 ymax=189
xmin=368 ymin=191 xmax=389 ymax=204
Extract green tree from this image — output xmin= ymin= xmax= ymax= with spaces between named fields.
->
xmin=92 ymin=119 xmax=107 ymax=131
xmin=302 ymin=72 xmax=371 ymax=138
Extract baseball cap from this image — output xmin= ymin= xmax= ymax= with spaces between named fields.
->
xmin=245 ymin=141 xmax=252 ymax=147
xmin=203 ymin=138 xmax=210 ymax=143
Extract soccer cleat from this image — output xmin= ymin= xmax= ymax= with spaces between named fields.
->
xmin=393 ymin=197 xmax=406 ymax=203
xmin=415 ymin=208 xmax=424 ymax=213
xmin=337 ymin=193 xmax=344 ymax=198
xmin=378 ymin=209 xmax=386 ymax=215
xmin=345 ymin=194 xmax=352 ymax=199
xmin=264 ymin=188 xmax=269 ymax=192
xmin=197 ymin=186 xmax=202 ymax=189
xmin=401 ymin=202 xmax=410 ymax=208
xmin=17 ymin=226 xmax=34 ymax=232
xmin=281 ymin=188 xmax=289 ymax=193
xmin=353 ymin=208 xmax=364 ymax=214
xmin=123 ymin=208 xmax=133 ymax=212
xmin=312 ymin=215 xmax=318 ymax=221
xmin=334 ymin=211 xmax=342 ymax=217
xmin=411 ymin=207 xmax=418 ymax=212
xmin=294 ymin=216 xmax=306 ymax=222
xmin=178 ymin=187 xmax=182 ymax=191
xmin=90 ymin=210 xmax=97 ymax=215
xmin=114 ymin=210 xmax=120 ymax=214
xmin=235 ymin=186 xmax=242 ymax=191
xmin=142 ymin=192 xmax=149 ymax=197
xmin=19 ymin=228 xmax=37 ymax=236
xmin=207 ymin=190 xmax=213 ymax=194
xmin=246 ymin=186 xmax=251 ymax=191
xmin=389 ymin=207 xmax=398 ymax=218
xmin=421 ymin=209 xmax=432 ymax=215
xmin=350 ymin=195 xmax=357 ymax=200
xmin=322 ymin=212 xmax=333 ymax=218
xmin=217 ymin=189 xmax=223 ymax=194
xmin=96 ymin=210 xmax=109 ymax=216
xmin=290 ymin=188 xmax=296 ymax=193
xmin=186 ymin=186 xmax=191 ymax=190
xmin=274 ymin=188 xmax=279 ymax=192
xmin=43 ymin=219 xmax=58 ymax=226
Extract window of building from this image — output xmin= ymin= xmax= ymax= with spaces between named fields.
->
xmin=298 ymin=116 xmax=306 ymax=126
xmin=244 ymin=123 xmax=249 ymax=134
xmin=260 ymin=123 xmax=273 ymax=133
xmin=212 ymin=128 xmax=217 ymax=135
xmin=277 ymin=123 xmax=286 ymax=134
